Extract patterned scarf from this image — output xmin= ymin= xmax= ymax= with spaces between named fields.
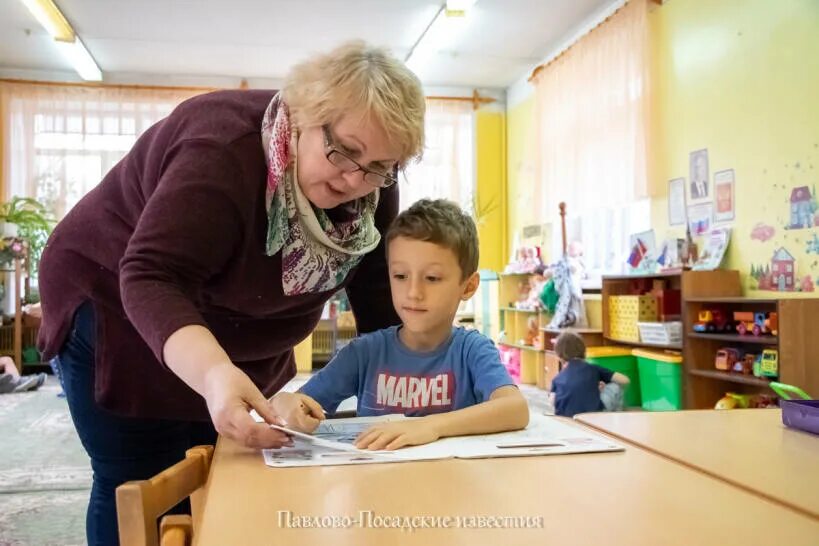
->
xmin=261 ymin=93 xmax=381 ymax=295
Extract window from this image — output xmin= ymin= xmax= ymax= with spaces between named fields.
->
xmin=530 ymin=0 xmax=649 ymax=274
xmin=400 ymin=99 xmax=474 ymax=214
xmin=1 ymin=83 xmax=204 ymax=220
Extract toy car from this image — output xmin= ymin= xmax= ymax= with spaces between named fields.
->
xmin=715 ymin=348 xmax=741 ymax=371
xmin=735 ymin=311 xmax=776 ymax=336
xmin=693 ymin=309 xmax=734 ymax=333
xmin=754 ymin=349 xmax=779 ymax=378
xmin=693 ymin=310 xmax=712 ymax=332
xmin=733 ymin=353 xmax=756 ymax=375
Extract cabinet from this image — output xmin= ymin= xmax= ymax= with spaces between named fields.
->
xmin=684 ymin=296 xmax=819 ymax=408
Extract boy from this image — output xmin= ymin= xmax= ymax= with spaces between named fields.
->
xmin=271 ymin=199 xmax=529 ymax=450
xmin=549 ymin=331 xmax=630 ymax=417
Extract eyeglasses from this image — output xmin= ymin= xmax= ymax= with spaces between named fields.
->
xmin=322 ymin=125 xmax=398 ymax=188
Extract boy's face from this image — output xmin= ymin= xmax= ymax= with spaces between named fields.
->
xmin=387 ymin=236 xmax=479 ymax=337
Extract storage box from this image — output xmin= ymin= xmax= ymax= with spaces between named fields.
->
xmin=587 ymin=346 xmax=641 ymax=407
xmin=637 ymin=321 xmax=682 ymax=345
xmin=632 ymin=348 xmax=683 ymax=411
xmin=609 ymin=295 xmax=658 ymax=342
xmin=781 ymin=400 xmax=819 ymax=435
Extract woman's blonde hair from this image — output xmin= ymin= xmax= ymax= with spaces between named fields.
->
xmin=282 ymin=40 xmax=425 ymax=165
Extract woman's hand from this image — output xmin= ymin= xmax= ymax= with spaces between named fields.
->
xmin=270 ymin=392 xmax=325 ymax=433
xmin=201 ymin=362 xmax=294 ymax=449
xmin=354 ymin=420 xmax=440 ymax=451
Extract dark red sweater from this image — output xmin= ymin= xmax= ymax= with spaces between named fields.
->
xmin=37 ymin=90 xmax=400 ymax=420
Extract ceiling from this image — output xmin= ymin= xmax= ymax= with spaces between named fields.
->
xmin=0 ymin=0 xmax=613 ymax=89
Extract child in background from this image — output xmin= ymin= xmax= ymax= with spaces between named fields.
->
xmin=272 ymin=199 xmax=529 ymax=450
xmin=0 ymin=356 xmax=46 ymax=394
xmin=549 ymin=331 xmax=630 ymax=417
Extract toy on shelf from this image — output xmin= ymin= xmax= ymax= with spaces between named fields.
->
xmin=546 ymin=203 xmax=588 ymax=330
xmin=504 ymin=246 xmax=544 ymax=275
xmin=715 ymin=392 xmax=777 ymax=410
xmin=715 ymin=348 xmax=741 ymax=371
xmin=734 ymin=311 xmax=778 ymax=336
xmin=514 ymin=269 xmax=550 ymax=311
xmin=693 ymin=309 xmax=735 ymax=333
xmin=754 ymin=348 xmax=779 ymax=379
xmin=733 ymin=352 xmax=756 ymax=375
xmin=521 ymin=316 xmax=539 ymax=347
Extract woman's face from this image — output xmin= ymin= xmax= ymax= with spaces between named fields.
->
xmin=296 ymin=114 xmax=400 ymax=209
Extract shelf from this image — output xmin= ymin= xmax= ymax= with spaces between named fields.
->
xmin=602 ymin=270 xmax=683 ymax=281
xmin=603 ymin=336 xmax=682 ymax=351
xmin=685 ymin=297 xmax=778 ymax=304
xmin=497 ymin=341 xmax=544 ymax=353
xmin=688 ymin=369 xmax=773 ymax=388
xmin=687 ymin=332 xmax=778 ymax=345
xmin=499 ymin=307 xmax=542 ymax=314
xmin=541 ymin=327 xmax=602 ymax=334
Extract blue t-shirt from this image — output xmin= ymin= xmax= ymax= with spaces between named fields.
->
xmin=300 ymin=326 xmax=514 ymax=417
xmin=550 ymin=359 xmax=614 ymax=417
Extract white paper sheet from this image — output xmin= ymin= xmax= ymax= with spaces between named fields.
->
xmin=258 ymin=413 xmax=624 ymax=468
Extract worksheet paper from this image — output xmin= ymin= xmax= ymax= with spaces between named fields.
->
xmin=254 ymin=413 xmax=624 ymax=468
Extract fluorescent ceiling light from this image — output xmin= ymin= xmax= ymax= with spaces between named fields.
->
xmin=55 ymin=37 xmax=102 ymax=81
xmin=17 ymin=0 xmax=103 ymax=81
xmin=19 ymin=0 xmax=74 ymax=41
xmin=406 ymin=2 xmax=477 ymax=76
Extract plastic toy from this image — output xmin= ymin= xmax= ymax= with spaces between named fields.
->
xmin=693 ymin=308 xmax=734 ymax=333
xmin=522 ymin=316 xmax=539 ymax=346
xmin=755 ymin=348 xmax=779 ymax=378
xmin=693 ymin=310 xmax=713 ymax=332
xmin=733 ymin=352 xmax=756 ymax=375
xmin=715 ymin=347 xmax=741 ymax=371
xmin=735 ymin=311 xmax=777 ymax=336
xmin=715 ymin=392 xmax=777 ymax=410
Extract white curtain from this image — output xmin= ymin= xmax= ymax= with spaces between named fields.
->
xmin=531 ymin=0 xmax=650 ymax=275
xmin=401 ymin=99 xmax=474 ymax=213
xmin=0 ymin=82 xmax=205 ymax=220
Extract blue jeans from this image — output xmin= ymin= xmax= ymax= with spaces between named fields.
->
xmin=56 ymin=302 xmax=217 ymax=546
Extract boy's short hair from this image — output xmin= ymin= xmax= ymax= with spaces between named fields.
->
xmin=386 ymin=199 xmax=479 ymax=279
xmin=554 ymin=331 xmax=587 ymax=361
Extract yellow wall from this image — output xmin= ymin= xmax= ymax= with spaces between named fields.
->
xmin=649 ymin=0 xmax=819 ymax=297
xmin=475 ymin=109 xmax=508 ymax=271
xmin=504 ymin=0 xmax=819 ymax=295
xmin=506 ymin=97 xmax=539 ymax=259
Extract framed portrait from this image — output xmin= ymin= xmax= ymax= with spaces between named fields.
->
xmin=668 ymin=177 xmax=686 ymax=226
xmin=713 ymin=169 xmax=735 ymax=222
xmin=688 ymin=149 xmax=709 ymax=202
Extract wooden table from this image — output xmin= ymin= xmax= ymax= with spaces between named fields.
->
xmin=575 ymin=409 xmax=819 ymax=520
xmin=195 ymin=418 xmax=819 ymax=545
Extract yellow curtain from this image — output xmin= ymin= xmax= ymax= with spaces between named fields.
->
xmin=531 ymin=0 xmax=650 ymax=213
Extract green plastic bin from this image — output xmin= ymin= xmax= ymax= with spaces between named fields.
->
xmin=586 ymin=346 xmax=641 ymax=407
xmin=633 ymin=348 xmax=683 ymax=411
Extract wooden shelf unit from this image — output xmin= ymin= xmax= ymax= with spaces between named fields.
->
xmin=684 ymin=295 xmax=819 ymax=408
xmin=601 ymin=269 xmax=743 ymax=409
xmin=497 ymin=273 xmax=552 ymax=384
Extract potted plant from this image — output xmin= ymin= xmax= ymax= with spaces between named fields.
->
xmin=0 ymin=196 xmax=55 ymax=274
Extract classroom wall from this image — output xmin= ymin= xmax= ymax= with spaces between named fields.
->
xmin=649 ymin=0 xmax=819 ymax=297
xmin=475 ymin=109 xmax=508 ymax=272
xmin=505 ymin=96 xmax=538 ymax=261
xmin=505 ymin=0 xmax=819 ymax=296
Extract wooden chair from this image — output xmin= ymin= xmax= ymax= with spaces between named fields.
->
xmin=116 ymin=445 xmax=214 ymax=546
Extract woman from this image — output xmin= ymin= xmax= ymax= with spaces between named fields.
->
xmin=37 ymin=41 xmax=425 ymax=545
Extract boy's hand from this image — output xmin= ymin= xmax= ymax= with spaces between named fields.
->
xmin=269 ymin=392 xmax=325 ymax=433
xmin=354 ymin=420 xmax=440 ymax=451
